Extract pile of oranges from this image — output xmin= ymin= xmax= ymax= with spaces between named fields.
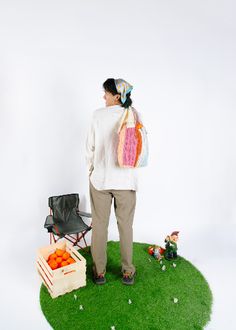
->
xmin=47 ymin=248 xmax=76 ymax=270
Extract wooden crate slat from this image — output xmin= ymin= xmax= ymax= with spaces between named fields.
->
xmin=37 ymin=254 xmax=54 ymax=278
xmin=37 ymin=264 xmax=54 ymax=289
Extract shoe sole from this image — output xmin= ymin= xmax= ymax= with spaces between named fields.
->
xmin=93 ymin=277 xmax=106 ymax=285
xmin=94 ymin=280 xmax=106 ymax=285
xmin=122 ymin=279 xmax=134 ymax=285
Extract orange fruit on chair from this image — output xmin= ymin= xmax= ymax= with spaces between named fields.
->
xmin=48 ymin=259 xmax=58 ymax=270
xmin=67 ymin=257 xmax=76 ymax=264
xmin=61 ymin=260 xmax=69 ymax=267
xmin=48 ymin=253 xmax=57 ymax=261
xmin=62 ymin=252 xmax=70 ymax=260
xmin=55 ymin=249 xmax=65 ymax=257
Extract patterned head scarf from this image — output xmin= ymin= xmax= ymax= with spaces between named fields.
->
xmin=114 ymin=78 xmax=133 ymax=104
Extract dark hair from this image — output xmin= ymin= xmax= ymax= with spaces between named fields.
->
xmin=103 ymin=78 xmax=132 ymax=108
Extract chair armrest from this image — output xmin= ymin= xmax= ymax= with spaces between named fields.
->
xmin=44 ymin=215 xmax=54 ymax=228
xmin=76 ymin=210 xmax=92 ymax=218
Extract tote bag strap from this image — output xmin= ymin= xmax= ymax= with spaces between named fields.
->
xmin=117 ymin=106 xmax=136 ymax=133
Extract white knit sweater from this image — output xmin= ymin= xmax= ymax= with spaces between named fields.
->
xmin=85 ymin=104 xmax=142 ymax=191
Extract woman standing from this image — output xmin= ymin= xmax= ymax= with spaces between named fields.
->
xmin=86 ymin=78 xmax=141 ymax=285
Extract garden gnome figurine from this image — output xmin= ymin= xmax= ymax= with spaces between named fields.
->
xmin=164 ymin=231 xmax=179 ymax=260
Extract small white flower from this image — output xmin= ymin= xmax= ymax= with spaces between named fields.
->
xmin=128 ymin=299 xmax=132 ymax=304
xmin=148 ymin=258 xmax=152 ymax=262
xmin=111 ymin=326 xmax=116 ymax=330
xmin=173 ymin=297 xmax=178 ymax=303
xmin=79 ymin=304 xmax=84 ymax=310
xmin=160 ymin=260 xmax=163 ymax=265
xmin=161 ymin=265 xmax=166 ymax=271
xmin=74 ymin=294 xmax=77 ymax=300
xmin=172 ymin=263 xmax=176 ymax=268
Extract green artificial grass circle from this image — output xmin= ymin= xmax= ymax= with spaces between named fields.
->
xmin=40 ymin=241 xmax=213 ymax=330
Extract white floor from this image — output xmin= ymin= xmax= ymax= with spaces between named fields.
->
xmin=189 ymin=256 xmax=236 ymax=330
xmin=1 ymin=233 xmax=235 ymax=330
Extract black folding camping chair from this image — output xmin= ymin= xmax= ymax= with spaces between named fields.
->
xmin=44 ymin=193 xmax=92 ymax=251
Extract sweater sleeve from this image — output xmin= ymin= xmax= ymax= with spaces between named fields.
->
xmin=85 ymin=114 xmax=95 ymax=176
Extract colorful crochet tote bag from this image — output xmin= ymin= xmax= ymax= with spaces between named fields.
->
xmin=117 ymin=106 xmax=148 ymax=168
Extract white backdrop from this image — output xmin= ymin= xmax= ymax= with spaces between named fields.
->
xmin=0 ymin=0 xmax=236 ymax=329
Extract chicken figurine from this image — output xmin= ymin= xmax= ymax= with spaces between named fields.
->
xmin=148 ymin=245 xmax=165 ymax=260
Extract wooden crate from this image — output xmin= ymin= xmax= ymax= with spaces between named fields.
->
xmin=36 ymin=239 xmax=86 ymax=299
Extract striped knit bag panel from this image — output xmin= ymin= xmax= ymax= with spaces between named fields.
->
xmin=117 ymin=107 xmax=149 ymax=168
xmin=132 ymin=108 xmax=148 ymax=167
xmin=134 ymin=122 xmax=143 ymax=167
xmin=117 ymin=124 xmax=138 ymax=167
xmin=123 ymin=126 xmax=138 ymax=167
xmin=136 ymin=125 xmax=149 ymax=167
xmin=117 ymin=108 xmax=138 ymax=168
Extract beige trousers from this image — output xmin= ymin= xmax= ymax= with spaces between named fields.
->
xmin=89 ymin=179 xmax=136 ymax=275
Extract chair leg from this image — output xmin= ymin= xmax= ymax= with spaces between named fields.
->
xmin=65 ymin=234 xmax=84 ymax=249
xmin=79 ymin=228 xmax=92 ymax=253
xmin=63 ymin=228 xmax=92 ymax=254
xmin=50 ymin=232 xmax=56 ymax=244
xmin=49 ymin=232 xmax=62 ymax=245
xmin=48 ymin=223 xmax=92 ymax=251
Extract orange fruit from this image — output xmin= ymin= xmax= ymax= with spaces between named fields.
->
xmin=56 ymin=257 xmax=63 ymax=265
xmin=55 ymin=249 xmax=65 ymax=257
xmin=62 ymin=252 xmax=70 ymax=260
xmin=67 ymin=257 xmax=76 ymax=264
xmin=61 ymin=261 xmax=69 ymax=267
xmin=48 ymin=260 xmax=58 ymax=270
xmin=48 ymin=253 xmax=57 ymax=261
